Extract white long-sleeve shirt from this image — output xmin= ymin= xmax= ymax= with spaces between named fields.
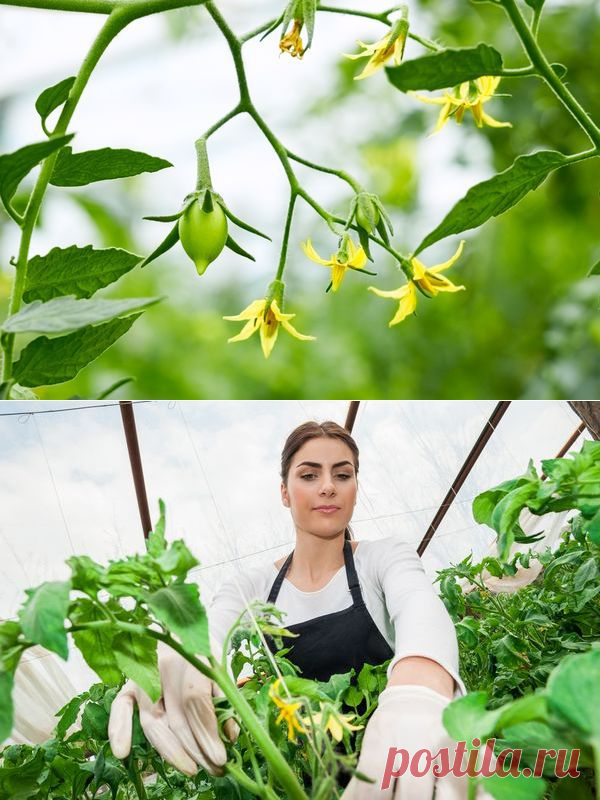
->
xmin=209 ymin=537 xmax=465 ymax=695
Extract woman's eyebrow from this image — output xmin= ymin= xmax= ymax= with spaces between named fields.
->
xmin=295 ymin=460 xmax=354 ymax=469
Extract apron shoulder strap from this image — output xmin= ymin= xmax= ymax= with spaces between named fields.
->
xmin=343 ymin=539 xmax=364 ymax=607
xmin=267 ymin=550 xmax=293 ymax=604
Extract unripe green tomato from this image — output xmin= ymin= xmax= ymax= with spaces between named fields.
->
xmin=356 ymin=203 xmax=380 ymax=233
xmin=179 ymin=199 xmax=228 ymax=275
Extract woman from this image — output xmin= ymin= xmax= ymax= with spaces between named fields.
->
xmin=109 ymin=421 xmax=468 ymax=798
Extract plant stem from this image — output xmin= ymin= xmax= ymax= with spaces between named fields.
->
xmin=195 ymin=138 xmax=213 ymax=189
xmin=1 ymin=7 xmax=132 ymax=382
xmin=69 ymin=619 xmax=308 ymax=800
xmin=276 ymin=193 xmax=297 ymax=281
xmin=287 ymin=150 xmax=362 ymax=193
xmin=501 ymin=0 xmax=600 ymax=149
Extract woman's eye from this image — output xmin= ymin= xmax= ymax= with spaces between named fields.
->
xmin=301 ymin=473 xmax=317 ymax=480
xmin=337 ymin=473 xmax=352 ymax=480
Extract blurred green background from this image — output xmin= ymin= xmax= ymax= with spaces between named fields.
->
xmin=0 ymin=0 xmax=598 ymax=399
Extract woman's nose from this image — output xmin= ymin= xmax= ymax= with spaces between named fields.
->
xmin=319 ymin=475 xmax=336 ymax=494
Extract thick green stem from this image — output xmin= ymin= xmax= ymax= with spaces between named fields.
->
xmin=1 ymin=7 xmax=132 ymax=381
xmin=195 ymin=138 xmax=212 ymax=189
xmin=275 ymin=193 xmax=297 ymax=282
xmin=501 ymin=0 xmax=600 ymax=148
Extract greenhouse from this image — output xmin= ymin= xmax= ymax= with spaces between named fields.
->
xmin=0 ymin=399 xmax=598 ymax=799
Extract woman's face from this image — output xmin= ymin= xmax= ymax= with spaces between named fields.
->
xmin=281 ymin=437 xmax=358 ymax=539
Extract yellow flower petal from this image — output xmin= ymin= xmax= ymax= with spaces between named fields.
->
xmin=368 ymin=284 xmax=410 ymax=300
xmin=280 ymin=319 xmax=316 ymax=342
xmin=389 ymin=282 xmax=417 ymax=325
xmin=222 ymin=299 xmax=265 ymax=321
xmin=331 ymin=263 xmax=347 ymax=292
xmin=227 ymin=317 xmax=260 ymax=343
xmin=480 ymin=110 xmax=512 ymax=128
xmin=425 ymin=240 xmax=465 ymax=274
xmin=302 ymin=239 xmax=332 ymax=266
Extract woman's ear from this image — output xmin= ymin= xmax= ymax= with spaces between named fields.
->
xmin=281 ymin=481 xmax=290 ymax=507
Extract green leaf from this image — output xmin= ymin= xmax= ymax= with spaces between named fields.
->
xmin=81 ymin=701 xmax=109 ymax=740
xmin=0 ymin=134 xmax=73 ymax=212
xmin=12 ymin=313 xmax=140 ymax=387
xmin=55 ymin=691 xmax=89 ymax=738
xmin=49 ymin=146 xmax=172 ymax=186
xmin=442 ymin=691 xmax=503 ymax=745
xmin=35 ymin=77 xmax=75 ymax=134
xmin=139 ymin=221 xmax=180 ymax=268
xmin=415 ymin=151 xmax=569 ymax=255
xmin=113 ymin=632 xmax=160 ymax=702
xmin=23 ymin=245 xmax=142 ymax=302
xmin=588 ymin=260 xmax=600 ymax=277
xmin=0 ymin=671 xmax=14 ymax=743
xmin=572 ymin=557 xmax=598 ymax=592
xmin=147 ymin=583 xmax=210 ymax=656
xmin=155 ymin=540 xmax=199 ymax=577
xmin=546 ymin=649 xmax=600 ymax=743
xmin=70 ymin=600 xmax=122 ymax=685
xmin=386 ymin=44 xmax=503 ymax=92
xmin=2 ymin=295 xmax=160 ymax=335
xmin=480 ymin=773 xmax=546 ymax=800
xmin=18 ymin=581 xmax=71 ymax=660
xmin=147 ymin=499 xmax=167 ymax=557
xmin=524 ymin=0 xmax=545 ymax=10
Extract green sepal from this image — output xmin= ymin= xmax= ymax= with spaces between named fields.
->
xmin=357 ymin=226 xmax=374 ymax=263
xmin=225 ymin=235 xmax=255 ymax=261
xmin=138 ymin=222 xmax=180 ymax=269
xmin=259 ymin=11 xmax=285 ymax=42
xmin=325 ymin=281 xmax=333 ymax=293
xmin=220 ymin=203 xmax=271 ymax=240
xmin=376 ymin=216 xmax=390 ymax=245
xmin=302 ymin=0 xmax=317 ymax=49
xmin=201 ymin=189 xmax=214 ymax=213
xmin=353 ymin=267 xmax=378 ymax=277
xmin=143 ymin=211 xmax=184 ymax=223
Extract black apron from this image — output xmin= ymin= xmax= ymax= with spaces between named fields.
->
xmin=265 ymin=539 xmax=393 ymax=682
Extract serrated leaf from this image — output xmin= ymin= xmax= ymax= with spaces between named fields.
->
xmin=113 ymin=632 xmax=160 ymax=702
xmin=415 ymin=151 xmax=568 ymax=254
xmin=0 ymin=134 xmax=73 ymax=211
xmin=35 ymin=77 xmax=76 ymax=133
xmin=50 ymin=146 xmax=172 ymax=186
xmin=18 ymin=581 xmax=71 ymax=660
xmin=147 ymin=499 xmax=167 ymax=557
xmin=386 ymin=44 xmax=503 ymax=92
xmin=70 ymin=600 xmax=122 ymax=686
xmin=12 ymin=314 xmax=140 ymax=387
xmin=0 ymin=671 xmax=15 ymax=743
xmin=3 ymin=295 xmax=160 ymax=335
xmin=225 ymin=234 xmax=255 ymax=261
xmin=24 ymin=245 xmax=142 ymax=302
xmin=139 ymin=221 xmax=180 ymax=268
xmin=55 ymin=691 xmax=89 ymax=738
xmin=147 ymin=583 xmax=210 ymax=655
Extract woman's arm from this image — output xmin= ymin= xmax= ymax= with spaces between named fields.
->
xmin=387 ymin=655 xmax=454 ymax=698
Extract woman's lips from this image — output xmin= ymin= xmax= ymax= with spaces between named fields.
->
xmin=314 ymin=506 xmax=340 ymax=514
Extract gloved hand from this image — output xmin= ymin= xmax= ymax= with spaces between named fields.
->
xmin=342 ymin=685 xmax=470 ymax=800
xmin=108 ymin=640 xmax=238 ymax=776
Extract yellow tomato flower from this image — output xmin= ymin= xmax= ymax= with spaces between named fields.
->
xmin=344 ymin=18 xmax=408 ymax=80
xmin=302 ymin=236 xmax=368 ymax=292
xmin=268 ymin=679 xmax=306 ymax=742
xmin=305 ymin=704 xmax=363 ymax=742
xmin=369 ymin=241 xmax=465 ymax=326
xmin=414 ymin=76 xmax=511 ymax=133
xmin=223 ymin=296 xmax=315 ymax=359
xmin=280 ymin=19 xmax=305 ymax=59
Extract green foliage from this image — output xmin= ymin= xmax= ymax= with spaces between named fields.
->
xmin=386 ymin=44 xmax=503 ymax=91
xmin=34 ymin=77 xmax=75 ymax=136
xmin=49 ymin=147 xmax=172 ymax=187
xmin=12 ymin=314 xmax=140 ymax=387
xmin=23 ymin=246 xmax=143 ymax=302
xmin=0 ymin=135 xmax=73 ymax=214
xmin=415 ymin=151 xmax=569 ymax=255
xmin=2 ymin=295 xmax=161 ymax=336
xmin=18 ymin=582 xmax=71 ymax=661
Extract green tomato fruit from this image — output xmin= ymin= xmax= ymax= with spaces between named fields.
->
xmin=179 ymin=199 xmax=228 ymax=275
xmin=356 ymin=203 xmax=380 ymax=234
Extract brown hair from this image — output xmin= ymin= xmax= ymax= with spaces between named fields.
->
xmin=280 ymin=421 xmax=359 ymax=540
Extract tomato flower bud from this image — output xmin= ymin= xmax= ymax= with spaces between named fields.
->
xmin=178 ymin=195 xmax=228 ymax=275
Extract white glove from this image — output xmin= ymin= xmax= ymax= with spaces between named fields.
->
xmin=342 ymin=685 xmax=469 ymax=800
xmin=108 ymin=641 xmax=238 ymax=776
